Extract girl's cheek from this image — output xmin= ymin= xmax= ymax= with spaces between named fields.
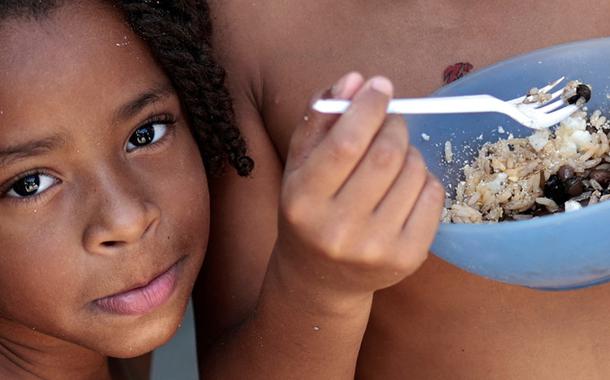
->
xmin=0 ymin=223 xmax=77 ymax=323
xmin=172 ymin=137 xmax=209 ymax=239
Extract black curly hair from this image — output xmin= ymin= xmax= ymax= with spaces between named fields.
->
xmin=0 ymin=0 xmax=254 ymax=177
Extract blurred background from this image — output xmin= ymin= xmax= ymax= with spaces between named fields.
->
xmin=151 ymin=300 xmax=198 ymax=380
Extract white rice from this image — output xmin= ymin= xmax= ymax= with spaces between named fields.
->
xmin=444 ymin=110 xmax=610 ymax=223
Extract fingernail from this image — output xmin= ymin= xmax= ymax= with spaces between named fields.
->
xmin=331 ymin=73 xmax=353 ymax=98
xmin=370 ymin=77 xmax=393 ymax=97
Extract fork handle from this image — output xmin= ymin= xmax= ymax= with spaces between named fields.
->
xmin=313 ymin=95 xmax=499 ymax=114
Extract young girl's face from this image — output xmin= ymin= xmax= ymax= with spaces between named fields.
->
xmin=0 ymin=2 xmax=209 ymax=357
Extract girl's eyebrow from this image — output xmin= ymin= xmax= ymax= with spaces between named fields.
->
xmin=113 ymin=82 xmax=176 ymax=124
xmin=0 ymin=83 xmax=176 ymax=170
xmin=0 ymin=135 xmax=65 ymax=168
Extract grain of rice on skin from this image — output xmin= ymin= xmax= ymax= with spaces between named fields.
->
xmin=443 ymin=110 xmax=610 ymax=224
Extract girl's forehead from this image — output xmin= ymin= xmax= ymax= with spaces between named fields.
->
xmin=1 ymin=2 xmax=130 ymax=57
xmin=0 ymin=3 xmax=153 ymax=88
xmin=0 ymin=2 xmax=168 ymax=139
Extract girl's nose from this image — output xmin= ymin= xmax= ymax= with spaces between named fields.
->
xmin=82 ymin=174 xmax=161 ymax=254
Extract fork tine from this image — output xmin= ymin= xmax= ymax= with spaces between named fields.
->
xmin=536 ymin=98 xmax=568 ymax=113
xmin=538 ymin=104 xmax=580 ymax=128
xmin=515 ymin=88 xmax=566 ymax=112
xmin=508 ymin=77 xmax=565 ymax=104
xmin=535 ymin=88 xmax=564 ymax=107
xmin=541 ymin=76 xmax=566 ymax=94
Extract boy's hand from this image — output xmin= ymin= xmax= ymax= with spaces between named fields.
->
xmin=274 ymin=72 xmax=445 ymax=302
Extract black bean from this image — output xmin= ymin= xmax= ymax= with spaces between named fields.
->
xmin=589 ymin=169 xmax=610 ymax=188
xmin=533 ymin=206 xmax=551 ymax=217
xmin=564 ymin=178 xmax=585 ymax=197
xmin=543 ymin=174 xmax=569 ymax=204
xmin=567 ymin=84 xmax=592 ymax=104
xmin=567 ymin=94 xmax=580 ymax=104
xmin=577 ymin=84 xmax=592 ymax=102
xmin=557 ymin=165 xmax=575 ymax=182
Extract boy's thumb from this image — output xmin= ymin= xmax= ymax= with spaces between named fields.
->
xmin=285 ymin=72 xmax=364 ymax=173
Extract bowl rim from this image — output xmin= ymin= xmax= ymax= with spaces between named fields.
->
xmin=435 ymin=36 xmax=610 ymax=234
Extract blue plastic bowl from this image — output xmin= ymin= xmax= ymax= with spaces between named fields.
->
xmin=407 ymin=37 xmax=610 ymax=290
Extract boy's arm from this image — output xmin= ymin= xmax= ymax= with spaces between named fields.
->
xmin=193 ymin=71 xmax=372 ymax=376
xmin=193 ymin=88 xmax=281 ymax=348
xmin=197 ymin=73 xmax=445 ymax=378
xmin=199 ymin=250 xmax=374 ymax=378
xmin=194 ymin=0 xmax=283 ymax=349
xmin=197 ymin=3 xmax=445 ymax=378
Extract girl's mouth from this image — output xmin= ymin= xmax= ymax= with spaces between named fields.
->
xmin=93 ymin=259 xmax=181 ymax=315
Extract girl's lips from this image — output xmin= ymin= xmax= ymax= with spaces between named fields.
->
xmin=94 ymin=261 xmax=180 ymax=315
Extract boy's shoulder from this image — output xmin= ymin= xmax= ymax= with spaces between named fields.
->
xmin=208 ymin=0 xmax=347 ymax=152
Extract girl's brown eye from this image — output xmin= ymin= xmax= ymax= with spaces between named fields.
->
xmin=7 ymin=173 xmax=56 ymax=198
xmin=126 ymin=122 xmax=168 ymax=152
xmin=13 ymin=175 xmax=39 ymax=196
xmin=130 ymin=125 xmax=155 ymax=147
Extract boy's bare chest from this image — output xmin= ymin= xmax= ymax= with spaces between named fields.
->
xmin=260 ymin=0 xmax=610 ymax=160
xmin=358 ymin=256 xmax=610 ymax=379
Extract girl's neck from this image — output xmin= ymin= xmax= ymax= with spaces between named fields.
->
xmin=0 ymin=318 xmax=112 ymax=380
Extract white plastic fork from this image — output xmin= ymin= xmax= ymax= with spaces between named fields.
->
xmin=313 ymin=77 xmax=583 ymax=130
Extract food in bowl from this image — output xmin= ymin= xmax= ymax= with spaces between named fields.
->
xmin=442 ymin=82 xmax=610 ymax=224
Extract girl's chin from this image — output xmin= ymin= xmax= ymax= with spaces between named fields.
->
xmin=97 ymin=314 xmax=185 ymax=358
xmin=87 ymin=291 xmax=191 ymax=358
